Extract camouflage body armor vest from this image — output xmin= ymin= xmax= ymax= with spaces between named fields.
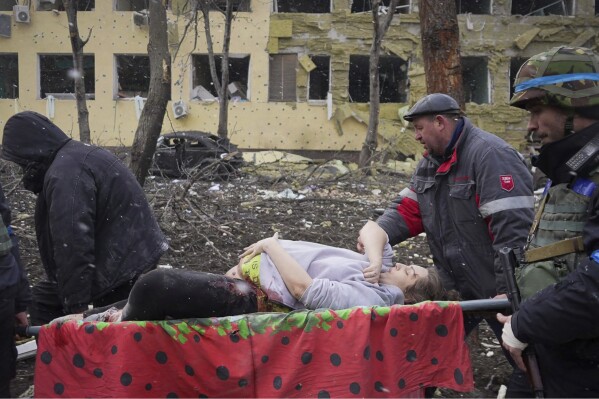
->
xmin=517 ymin=167 xmax=599 ymax=299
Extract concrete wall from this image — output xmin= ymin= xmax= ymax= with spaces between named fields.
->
xmin=1 ymin=0 xmax=598 ymax=154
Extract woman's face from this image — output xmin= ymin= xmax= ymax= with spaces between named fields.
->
xmin=225 ymin=258 xmax=244 ymax=279
xmin=379 ymin=263 xmax=429 ymax=291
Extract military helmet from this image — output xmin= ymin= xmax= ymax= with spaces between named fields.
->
xmin=403 ymin=93 xmax=462 ymax=122
xmin=510 ymin=46 xmax=599 ymax=110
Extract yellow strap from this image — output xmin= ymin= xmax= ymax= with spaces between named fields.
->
xmin=241 ymin=255 xmax=262 ymax=288
xmin=524 ymin=236 xmax=585 ymax=263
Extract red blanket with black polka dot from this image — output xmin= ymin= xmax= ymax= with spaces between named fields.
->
xmin=34 ymin=302 xmax=473 ymax=397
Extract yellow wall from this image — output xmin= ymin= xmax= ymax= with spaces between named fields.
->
xmin=1 ymin=0 xmax=599 ymax=153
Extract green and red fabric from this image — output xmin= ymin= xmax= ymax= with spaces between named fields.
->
xmin=35 ymin=302 xmax=473 ymax=398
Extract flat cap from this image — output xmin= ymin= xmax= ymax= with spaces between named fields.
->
xmin=403 ymin=93 xmax=462 ymax=121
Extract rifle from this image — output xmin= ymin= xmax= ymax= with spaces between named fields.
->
xmin=499 ymin=247 xmax=545 ymax=399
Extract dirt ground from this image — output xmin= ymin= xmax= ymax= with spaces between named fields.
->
xmin=5 ymin=158 xmax=512 ymax=398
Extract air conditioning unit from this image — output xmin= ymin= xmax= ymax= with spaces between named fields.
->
xmin=132 ymin=10 xmax=148 ymax=26
xmin=172 ymin=101 xmax=188 ymax=119
xmin=13 ymin=5 xmax=30 ymax=23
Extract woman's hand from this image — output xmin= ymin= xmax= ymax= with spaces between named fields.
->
xmin=363 ymin=260 xmax=383 ymax=284
xmin=240 ymin=232 xmax=279 ymax=259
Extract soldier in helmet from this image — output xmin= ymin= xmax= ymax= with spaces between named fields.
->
xmin=497 ymin=46 xmax=599 ymax=397
xmin=357 ymin=93 xmax=535 ymax=395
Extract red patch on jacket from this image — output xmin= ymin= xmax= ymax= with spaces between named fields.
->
xmin=499 ymin=175 xmax=514 ymax=192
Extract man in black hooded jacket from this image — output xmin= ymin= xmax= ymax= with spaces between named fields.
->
xmin=1 ymin=111 xmax=169 ymax=325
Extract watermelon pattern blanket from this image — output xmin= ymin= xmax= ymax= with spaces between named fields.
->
xmin=34 ymin=302 xmax=473 ymax=398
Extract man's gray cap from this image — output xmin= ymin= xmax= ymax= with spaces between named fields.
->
xmin=403 ymin=93 xmax=462 ymax=121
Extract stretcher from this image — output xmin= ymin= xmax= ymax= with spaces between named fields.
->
xmin=27 ymin=299 xmax=509 ymax=398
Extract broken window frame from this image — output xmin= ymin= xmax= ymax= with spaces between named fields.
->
xmin=114 ymin=54 xmax=154 ymax=99
xmin=39 ymin=54 xmax=95 ymax=100
xmin=37 ymin=0 xmax=95 ymax=11
xmin=307 ymin=55 xmax=330 ymax=103
xmin=273 ymin=0 xmax=331 ymax=14
xmin=191 ymin=53 xmax=251 ymax=101
xmin=0 ymin=53 xmax=18 ymax=99
xmin=348 ymin=54 xmax=408 ymax=104
xmin=455 ymin=0 xmax=491 ymax=14
xmin=511 ymin=0 xmax=574 ymax=16
xmin=268 ymin=54 xmax=297 ymax=102
xmin=350 ymin=0 xmax=411 ymax=14
xmin=461 ymin=56 xmax=490 ymax=105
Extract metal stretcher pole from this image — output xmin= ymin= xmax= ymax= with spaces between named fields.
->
xmin=456 ymin=298 xmax=510 ymax=312
xmin=16 ymin=325 xmax=41 ymax=337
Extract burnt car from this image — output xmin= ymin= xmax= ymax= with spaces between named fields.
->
xmin=150 ymin=131 xmax=243 ymax=179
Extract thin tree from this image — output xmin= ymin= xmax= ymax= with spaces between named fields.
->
xmin=359 ymin=0 xmax=401 ymax=169
xmin=64 ymin=0 xmax=92 ymax=143
xmin=129 ymin=0 xmax=172 ymax=186
xmin=197 ymin=0 xmax=238 ymax=139
xmin=419 ymin=0 xmax=464 ymax=107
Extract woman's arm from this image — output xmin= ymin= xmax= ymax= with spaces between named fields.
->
xmin=240 ymin=233 xmax=312 ymax=300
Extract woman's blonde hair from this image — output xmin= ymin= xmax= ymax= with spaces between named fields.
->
xmin=403 ymin=267 xmax=459 ymax=304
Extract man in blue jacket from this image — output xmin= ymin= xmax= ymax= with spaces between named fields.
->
xmin=1 ymin=111 xmax=168 ymax=326
xmin=498 ymin=46 xmax=599 ymax=397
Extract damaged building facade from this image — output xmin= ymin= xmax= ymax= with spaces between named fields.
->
xmin=1 ymin=0 xmax=598 ymax=156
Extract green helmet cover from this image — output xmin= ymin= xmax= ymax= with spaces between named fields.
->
xmin=510 ymin=46 xmax=599 ymax=110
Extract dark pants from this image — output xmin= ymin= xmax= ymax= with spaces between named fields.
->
xmin=464 ymin=315 xmax=533 ymax=398
xmin=0 ymin=286 xmax=17 ymax=398
xmin=121 ymin=268 xmax=258 ymax=321
xmin=29 ymin=279 xmax=136 ymax=326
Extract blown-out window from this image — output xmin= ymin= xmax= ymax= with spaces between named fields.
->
xmin=462 ymin=56 xmax=489 ymax=104
xmin=115 ymin=55 xmax=155 ymax=99
xmin=39 ymin=54 xmax=95 ymax=99
xmin=0 ymin=0 xmax=15 ymax=11
xmin=209 ymin=0 xmax=251 ymax=12
xmin=274 ymin=0 xmax=330 ymax=13
xmin=510 ymin=57 xmax=528 ymax=100
xmin=349 ymin=55 xmax=408 ymax=103
xmin=512 ymin=0 xmax=574 ymax=16
xmin=269 ymin=54 xmax=297 ymax=102
xmin=351 ymin=0 xmax=410 ymax=14
xmin=192 ymin=54 xmax=250 ymax=101
xmin=115 ymin=0 xmax=146 ymax=11
xmin=0 ymin=54 xmax=18 ymax=99
xmin=37 ymin=0 xmax=95 ymax=11
xmin=455 ymin=0 xmax=490 ymax=14
xmin=308 ymin=55 xmax=330 ymax=101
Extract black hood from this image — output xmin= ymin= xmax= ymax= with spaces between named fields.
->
xmin=1 ymin=111 xmax=71 ymax=166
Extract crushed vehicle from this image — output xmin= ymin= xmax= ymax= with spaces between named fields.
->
xmin=150 ymin=131 xmax=243 ymax=179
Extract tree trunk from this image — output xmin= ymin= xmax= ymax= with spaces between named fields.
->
xmin=199 ymin=0 xmax=234 ymax=139
xmin=129 ymin=0 xmax=171 ymax=186
xmin=216 ymin=0 xmax=233 ymax=139
xmin=419 ymin=0 xmax=464 ymax=107
xmin=359 ymin=0 xmax=401 ymax=169
xmin=64 ymin=0 xmax=91 ymax=143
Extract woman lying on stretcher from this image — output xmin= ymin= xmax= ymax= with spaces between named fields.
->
xmin=63 ymin=233 xmax=448 ymax=323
